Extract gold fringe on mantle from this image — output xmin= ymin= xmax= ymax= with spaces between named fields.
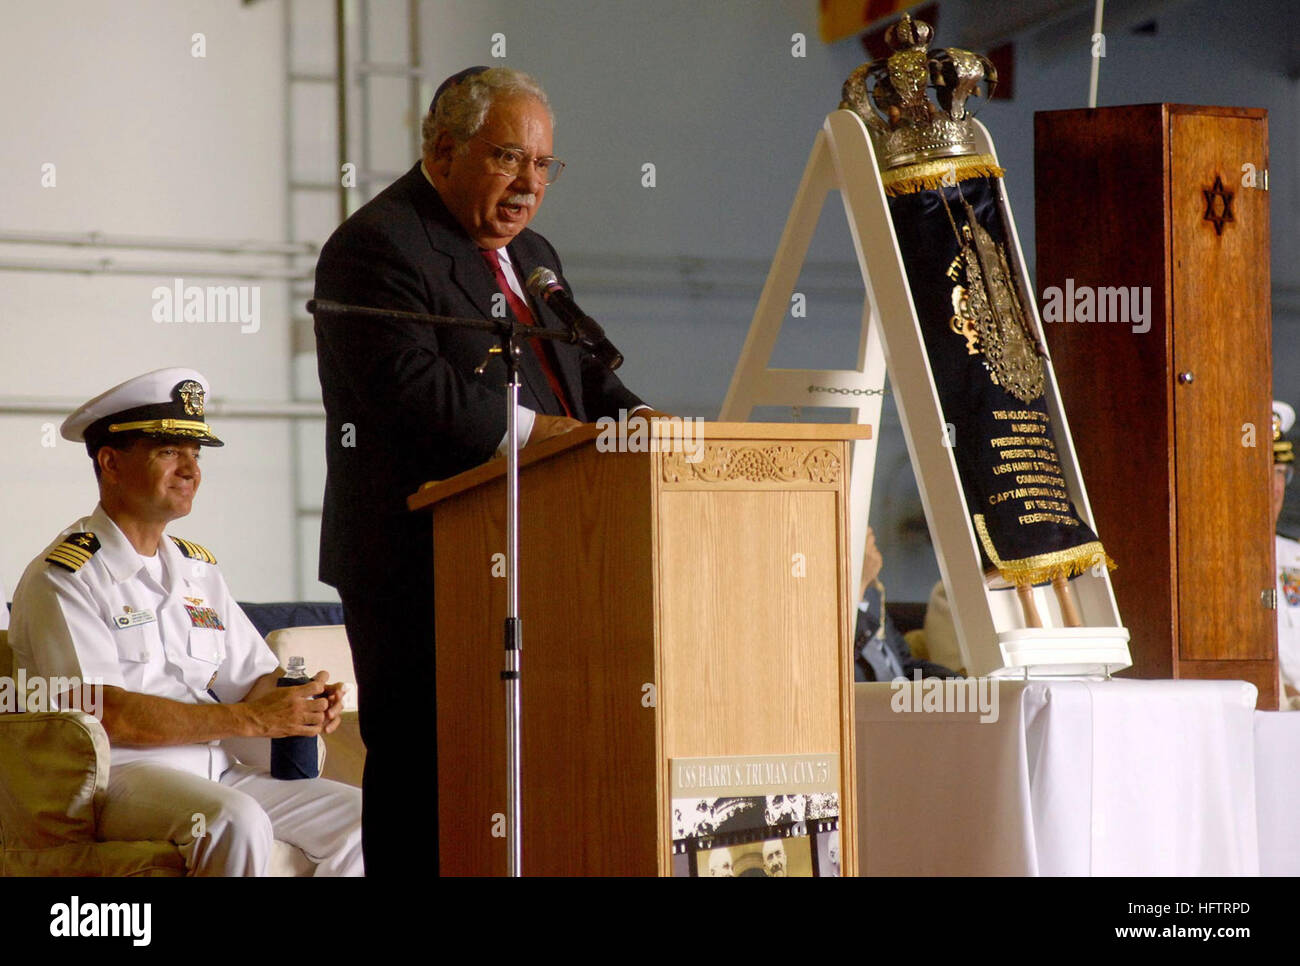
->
xmin=973 ymin=514 xmax=1116 ymax=588
xmin=882 ymin=154 xmax=1005 ymax=196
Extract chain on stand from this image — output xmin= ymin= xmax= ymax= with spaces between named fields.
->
xmin=806 ymin=385 xmax=890 ymax=396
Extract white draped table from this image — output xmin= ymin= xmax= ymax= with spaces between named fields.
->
xmin=1253 ymin=709 xmax=1300 ymax=876
xmin=854 ymin=678 xmax=1260 ymax=875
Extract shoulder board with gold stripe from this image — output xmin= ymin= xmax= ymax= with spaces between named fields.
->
xmin=45 ymin=532 xmax=102 ymax=573
xmin=170 ymin=536 xmax=217 ymax=565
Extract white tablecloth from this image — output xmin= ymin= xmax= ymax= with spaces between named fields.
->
xmin=1254 ymin=710 xmax=1300 ymax=875
xmin=855 ymin=678 xmax=1259 ymax=875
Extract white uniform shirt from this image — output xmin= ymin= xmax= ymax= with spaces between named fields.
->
xmin=1277 ymin=534 xmax=1300 ymax=694
xmin=10 ymin=504 xmax=279 ymax=779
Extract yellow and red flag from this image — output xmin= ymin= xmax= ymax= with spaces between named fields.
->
xmin=818 ymin=0 xmax=926 ymax=44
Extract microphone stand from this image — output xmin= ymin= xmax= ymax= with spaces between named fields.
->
xmin=307 ymin=298 xmax=580 ymax=878
xmin=500 ymin=332 xmax=524 ymax=880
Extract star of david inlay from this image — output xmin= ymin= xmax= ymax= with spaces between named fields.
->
xmin=1202 ymin=174 xmax=1234 ymax=236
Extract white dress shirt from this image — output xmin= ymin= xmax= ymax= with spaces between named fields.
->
xmin=418 ymin=160 xmax=651 ymax=451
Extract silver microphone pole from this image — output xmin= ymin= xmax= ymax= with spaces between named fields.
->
xmin=503 ymin=342 xmax=523 ymax=877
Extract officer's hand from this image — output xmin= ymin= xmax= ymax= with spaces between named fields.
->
xmin=312 ymin=671 xmax=346 ymax=735
xmin=244 ymin=679 xmax=329 ymax=738
xmin=527 ymin=414 xmax=583 ymax=447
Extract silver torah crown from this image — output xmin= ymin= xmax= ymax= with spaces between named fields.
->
xmin=840 ymin=14 xmax=997 ymax=169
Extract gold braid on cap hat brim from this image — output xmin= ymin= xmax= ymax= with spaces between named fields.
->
xmin=107 ymin=418 xmax=215 ymax=438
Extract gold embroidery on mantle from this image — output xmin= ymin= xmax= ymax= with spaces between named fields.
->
xmin=662 ymin=443 xmax=842 ymax=485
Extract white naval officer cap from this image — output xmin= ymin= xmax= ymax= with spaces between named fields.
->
xmin=1274 ymin=400 xmax=1294 ymax=466
xmin=1274 ymin=401 xmax=1295 ymax=435
xmin=62 ymin=367 xmax=225 ymax=456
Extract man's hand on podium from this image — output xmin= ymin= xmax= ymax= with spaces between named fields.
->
xmin=527 ymin=413 xmax=584 ymax=448
xmin=517 ymin=409 xmax=675 ymax=456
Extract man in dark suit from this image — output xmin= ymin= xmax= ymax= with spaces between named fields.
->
xmin=853 ymin=526 xmax=959 ymax=682
xmin=312 ymin=66 xmax=645 ymax=874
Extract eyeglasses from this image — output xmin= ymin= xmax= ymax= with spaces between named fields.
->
xmin=473 ymin=135 xmax=565 ymax=185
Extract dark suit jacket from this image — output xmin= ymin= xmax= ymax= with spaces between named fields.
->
xmin=313 ymin=162 xmax=644 ymax=591
xmin=854 ymin=583 xmax=960 ymax=682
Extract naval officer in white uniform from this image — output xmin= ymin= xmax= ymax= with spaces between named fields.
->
xmin=1272 ymin=401 xmax=1300 ymax=708
xmin=9 ymin=368 xmax=362 ymax=875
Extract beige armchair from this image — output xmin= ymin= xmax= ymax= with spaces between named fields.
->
xmin=0 ymin=627 xmax=361 ymax=876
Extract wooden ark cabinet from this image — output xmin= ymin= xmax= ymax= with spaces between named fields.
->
xmin=1035 ymin=104 xmax=1276 ymax=707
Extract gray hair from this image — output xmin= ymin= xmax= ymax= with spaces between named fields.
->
xmin=421 ymin=67 xmax=552 ymax=158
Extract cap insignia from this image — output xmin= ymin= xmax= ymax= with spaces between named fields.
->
xmin=177 ymin=380 xmax=205 ymax=417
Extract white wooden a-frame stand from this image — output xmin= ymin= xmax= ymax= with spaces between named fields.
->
xmin=721 ymin=109 xmax=1131 ymax=676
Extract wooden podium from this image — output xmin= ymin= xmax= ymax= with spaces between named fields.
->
xmin=408 ymin=421 xmax=869 ymax=876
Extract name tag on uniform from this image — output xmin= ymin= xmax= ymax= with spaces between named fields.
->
xmin=114 ymin=608 xmax=157 ymax=629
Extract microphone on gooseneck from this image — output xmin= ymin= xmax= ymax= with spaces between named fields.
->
xmin=526 ymin=267 xmax=624 ymax=371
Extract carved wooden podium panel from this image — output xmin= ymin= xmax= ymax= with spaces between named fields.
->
xmin=1035 ymin=104 xmax=1276 ymax=706
xmin=409 ymin=422 xmax=869 ymax=875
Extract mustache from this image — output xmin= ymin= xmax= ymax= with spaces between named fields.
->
xmin=503 ymin=192 xmax=536 ymax=206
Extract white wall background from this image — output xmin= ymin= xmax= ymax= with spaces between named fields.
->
xmin=2 ymin=0 xmax=1296 ymax=606
xmin=0 ymin=0 xmax=294 ymax=604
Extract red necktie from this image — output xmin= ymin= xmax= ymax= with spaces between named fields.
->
xmin=480 ymin=249 xmax=574 ymax=418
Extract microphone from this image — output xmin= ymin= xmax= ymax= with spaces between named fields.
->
xmin=526 ymin=267 xmax=623 ymax=370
